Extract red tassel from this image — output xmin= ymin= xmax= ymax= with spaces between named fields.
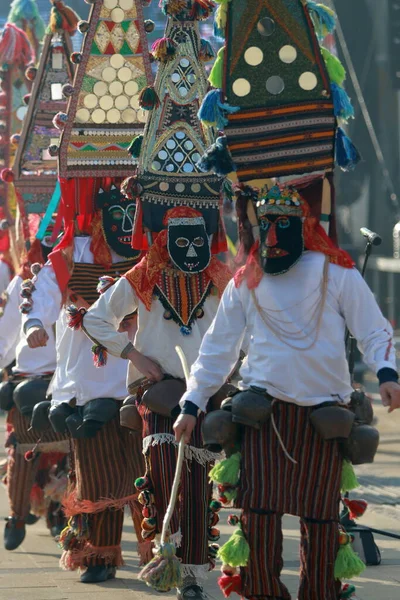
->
xmin=218 ymin=574 xmax=242 ymax=598
xmin=24 ymin=450 xmax=34 ymax=462
xmin=343 ymin=498 xmax=368 ymax=520
xmin=66 ymin=305 xmax=87 ymax=330
xmin=92 ymin=344 xmax=108 ymax=367
xmin=190 ymin=0 xmax=215 ymax=20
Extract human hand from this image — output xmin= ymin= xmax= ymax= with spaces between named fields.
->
xmin=380 ymin=381 xmax=400 ymax=413
xmin=127 ymin=347 xmax=163 ymax=382
xmin=173 ymin=413 xmax=197 ymax=444
xmin=26 ymin=326 xmax=49 ymax=348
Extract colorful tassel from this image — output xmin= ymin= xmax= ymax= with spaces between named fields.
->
xmin=159 ymin=0 xmax=186 ymax=17
xmin=218 ymin=526 xmax=250 ymax=568
xmin=198 ymin=89 xmax=239 ymax=129
xmin=97 ymin=275 xmax=117 ymax=295
xmin=321 ymin=47 xmax=346 ymax=86
xmin=341 ymin=459 xmax=359 ymax=493
xmin=331 ymin=82 xmax=355 ymax=121
xmin=151 ymin=37 xmax=178 ymax=63
xmin=199 ymin=38 xmax=216 ymax=62
xmin=138 ymin=542 xmax=182 ymax=591
xmin=0 ymin=23 xmax=33 ymax=67
xmin=218 ymin=573 xmax=242 ymax=598
xmin=334 ymin=536 xmax=365 ymax=580
xmin=48 ymin=0 xmax=80 ymax=35
xmin=214 ymin=0 xmax=231 ymax=40
xmin=92 ymin=344 xmax=108 ymax=367
xmin=66 ymin=305 xmax=87 ymax=330
xmin=7 ymin=0 xmax=46 ymax=45
xmin=307 ymin=2 xmax=336 ymax=40
xmin=335 ymin=127 xmax=361 ymax=172
xmin=190 ymin=0 xmax=215 ymax=21
xmin=128 ymin=134 xmax=144 ymax=158
xmin=209 ymin=453 xmax=241 ymax=486
xmin=208 ymin=47 xmax=225 ymax=89
xmin=121 ymin=175 xmax=143 ymax=199
xmin=343 ymin=498 xmax=368 ymax=520
xmin=138 ymin=86 xmax=160 ymax=111
xmin=197 ymin=136 xmax=236 ymax=176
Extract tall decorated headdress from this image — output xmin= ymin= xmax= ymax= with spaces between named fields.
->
xmin=123 ymin=0 xmax=228 ymax=253
xmin=7 ymin=0 xmax=46 ymax=62
xmin=198 ymin=0 xmax=360 ymax=242
xmin=8 ymin=1 xmax=78 ymax=246
xmin=57 ymin=0 xmax=153 ymax=179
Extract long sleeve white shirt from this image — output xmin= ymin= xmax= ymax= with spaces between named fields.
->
xmin=0 ymin=260 xmax=11 ymax=295
xmin=0 ymin=275 xmax=56 ymax=375
xmin=22 ymin=237 xmax=129 ymax=405
xmin=83 ymin=275 xmax=221 ymax=386
xmin=180 ymin=251 xmax=397 ymax=412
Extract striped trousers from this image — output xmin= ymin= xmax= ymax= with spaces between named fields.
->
xmin=237 ymin=401 xmax=343 ymax=600
xmin=7 ymin=408 xmax=68 ymax=520
xmin=140 ymin=407 xmax=212 ymax=573
xmin=61 ymin=409 xmax=145 ymax=570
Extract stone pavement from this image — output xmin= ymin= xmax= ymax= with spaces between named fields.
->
xmin=0 ymin=386 xmax=400 ymax=600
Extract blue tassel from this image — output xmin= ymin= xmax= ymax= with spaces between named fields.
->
xmin=199 ymin=38 xmax=216 ymax=62
xmin=196 ymin=136 xmax=236 ymax=177
xmin=335 ymin=127 xmax=361 ymax=172
xmin=307 ymin=1 xmax=336 ymax=40
xmin=331 ymin=83 xmax=355 ymax=121
xmin=214 ymin=20 xmax=225 ymax=40
xmin=198 ymin=90 xmax=239 ymax=130
xmin=180 ymin=326 xmax=192 ymax=336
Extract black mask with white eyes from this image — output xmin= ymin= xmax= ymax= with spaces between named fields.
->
xmin=97 ymin=185 xmax=140 ymax=259
xmin=167 ymin=219 xmax=211 ymax=274
xmin=259 ymin=214 xmax=304 ymax=275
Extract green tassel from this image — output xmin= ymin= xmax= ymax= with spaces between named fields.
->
xmin=341 ymin=459 xmax=359 ymax=493
xmin=334 ymin=542 xmax=365 ymax=580
xmin=128 ymin=134 xmax=143 ymax=158
xmin=321 ymin=47 xmax=346 ymax=86
xmin=218 ymin=527 xmax=250 ymax=567
xmin=209 ymin=453 xmax=241 ymax=485
xmin=208 ymin=47 xmax=225 ymax=89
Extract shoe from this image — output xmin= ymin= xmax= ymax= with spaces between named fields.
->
xmin=4 ymin=517 xmax=26 ymax=550
xmin=176 ymin=585 xmax=209 ymax=600
xmin=26 ymin=513 xmax=40 ymax=526
xmin=80 ymin=565 xmax=116 ymax=584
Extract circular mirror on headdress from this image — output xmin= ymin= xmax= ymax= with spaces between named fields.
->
xmin=244 ymin=47 xmax=264 ymax=67
xmin=257 ymin=17 xmax=275 ymax=36
xmin=279 ymin=45 xmax=297 ymax=64
xmin=232 ymin=78 xmax=251 ymax=97
xmin=266 ymin=76 xmax=285 ymax=95
xmin=299 ymin=72 xmax=318 ymax=91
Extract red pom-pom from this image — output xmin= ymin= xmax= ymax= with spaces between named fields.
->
xmin=218 ymin=574 xmax=242 ymax=598
xmin=25 ymin=66 xmax=37 ymax=81
xmin=70 ymin=52 xmax=82 ymax=64
xmin=24 ymin=450 xmax=34 ymax=461
xmin=1 ymin=168 xmax=14 ymax=183
xmin=10 ymin=134 xmax=20 ymax=145
xmin=343 ymin=498 xmax=368 ymax=520
xmin=23 ymin=93 xmax=31 ymax=105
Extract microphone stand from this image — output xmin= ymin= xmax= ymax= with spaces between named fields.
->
xmin=341 ymin=236 xmax=400 ymax=562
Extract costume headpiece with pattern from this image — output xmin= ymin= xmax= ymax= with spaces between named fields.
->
xmin=121 ymin=0 xmax=228 ymax=254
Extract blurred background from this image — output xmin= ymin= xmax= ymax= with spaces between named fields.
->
xmin=1 ymin=0 xmax=400 ymax=324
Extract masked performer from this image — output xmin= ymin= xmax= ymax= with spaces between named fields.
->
xmin=175 ymin=183 xmax=400 ymax=600
xmin=0 ymin=239 xmax=69 ymax=550
xmin=23 ymin=181 xmax=146 ymax=582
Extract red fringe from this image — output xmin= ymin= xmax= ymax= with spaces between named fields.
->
xmin=343 ymin=498 xmax=368 ymax=520
xmin=60 ymin=543 xmax=124 ymax=571
xmin=63 ymin=490 xmax=139 ymax=517
xmin=137 ymin=540 xmax=154 ymax=566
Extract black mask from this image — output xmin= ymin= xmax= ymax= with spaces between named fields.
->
xmin=167 ymin=220 xmax=211 ymax=274
xmin=259 ymin=214 xmax=304 ymax=275
xmin=97 ymin=186 xmax=140 ymax=259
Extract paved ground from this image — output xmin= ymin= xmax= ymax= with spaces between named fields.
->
xmin=0 ymin=381 xmax=400 ymax=600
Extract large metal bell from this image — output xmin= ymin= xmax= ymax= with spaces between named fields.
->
xmin=310 ymin=406 xmax=355 ymax=440
xmin=341 ymin=425 xmax=380 ymax=465
xmin=120 ymin=396 xmax=142 ymax=432
xmin=230 ymin=388 xmax=273 ymax=429
xmin=141 ymin=379 xmax=186 ymax=417
xmin=202 ymin=409 xmax=241 ymax=455
xmin=349 ymin=389 xmax=374 ymax=425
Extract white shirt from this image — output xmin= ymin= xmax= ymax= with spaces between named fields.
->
xmin=180 ymin=251 xmax=397 ymax=412
xmin=0 ymin=260 xmax=11 ymax=295
xmin=84 ymin=275 xmax=221 ymax=386
xmin=0 ymin=275 xmax=56 ymax=375
xmin=22 ymin=237 xmax=129 ymax=405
